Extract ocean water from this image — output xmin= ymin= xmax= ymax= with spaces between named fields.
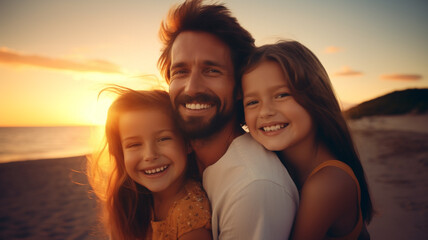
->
xmin=0 ymin=126 xmax=104 ymax=163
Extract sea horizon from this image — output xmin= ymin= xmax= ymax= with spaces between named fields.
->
xmin=0 ymin=126 xmax=104 ymax=164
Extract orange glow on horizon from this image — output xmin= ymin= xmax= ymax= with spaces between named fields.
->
xmin=0 ymin=62 xmax=168 ymax=127
xmin=1 ymin=1 xmax=427 ymax=127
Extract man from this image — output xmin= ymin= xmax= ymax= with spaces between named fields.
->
xmin=158 ymin=1 xmax=299 ymax=239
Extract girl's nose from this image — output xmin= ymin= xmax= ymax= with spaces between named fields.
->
xmin=142 ymin=143 xmax=158 ymax=162
xmin=259 ymin=102 xmax=276 ymax=118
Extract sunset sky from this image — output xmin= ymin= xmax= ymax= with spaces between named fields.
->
xmin=1 ymin=0 xmax=427 ymax=126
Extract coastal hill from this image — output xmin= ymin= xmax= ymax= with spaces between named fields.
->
xmin=344 ymin=88 xmax=428 ymax=119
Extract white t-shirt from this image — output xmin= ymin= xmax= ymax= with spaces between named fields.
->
xmin=203 ymin=133 xmax=299 ymax=240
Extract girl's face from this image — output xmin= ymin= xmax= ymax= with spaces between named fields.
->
xmin=119 ymin=108 xmax=189 ymax=195
xmin=242 ymin=60 xmax=315 ymax=152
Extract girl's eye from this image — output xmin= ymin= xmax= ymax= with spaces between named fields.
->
xmin=125 ymin=142 xmax=141 ymax=149
xmin=276 ymin=92 xmax=290 ymax=99
xmin=245 ymin=100 xmax=259 ymax=107
xmin=158 ymin=136 xmax=172 ymax=142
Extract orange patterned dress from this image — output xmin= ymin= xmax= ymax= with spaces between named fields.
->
xmin=150 ymin=180 xmax=212 ymax=240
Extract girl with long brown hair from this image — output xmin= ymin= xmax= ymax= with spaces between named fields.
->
xmin=241 ymin=40 xmax=373 ymax=239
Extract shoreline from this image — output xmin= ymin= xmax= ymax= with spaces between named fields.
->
xmin=0 ymin=154 xmax=91 ymax=165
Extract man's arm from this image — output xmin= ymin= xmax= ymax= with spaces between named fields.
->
xmin=218 ymin=180 xmax=298 ymax=240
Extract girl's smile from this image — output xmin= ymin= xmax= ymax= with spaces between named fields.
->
xmin=119 ymin=109 xmax=189 ymax=195
xmin=259 ymin=122 xmax=289 ymax=134
xmin=141 ymin=164 xmax=170 ymax=176
xmin=242 ymin=60 xmax=315 ymax=152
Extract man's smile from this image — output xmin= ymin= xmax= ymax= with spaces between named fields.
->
xmin=185 ymin=102 xmax=213 ymax=110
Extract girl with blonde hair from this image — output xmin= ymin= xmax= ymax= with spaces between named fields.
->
xmin=88 ymin=88 xmax=211 ymax=240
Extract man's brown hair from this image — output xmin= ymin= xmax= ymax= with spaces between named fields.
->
xmin=158 ymin=0 xmax=255 ymax=84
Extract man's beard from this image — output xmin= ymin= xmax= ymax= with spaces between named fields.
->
xmin=173 ymin=93 xmax=235 ymax=139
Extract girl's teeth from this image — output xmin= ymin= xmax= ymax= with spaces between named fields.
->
xmin=145 ymin=165 xmax=168 ymax=175
xmin=263 ymin=124 xmax=285 ymax=132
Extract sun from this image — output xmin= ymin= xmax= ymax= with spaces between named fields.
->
xmin=90 ymin=92 xmax=118 ymax=126
xmin=73 ymin=72 xmax=168 ymax=127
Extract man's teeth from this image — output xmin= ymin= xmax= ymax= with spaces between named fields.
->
xmin=144 ymin=165 xmax=168 ymax=175
xmin=185 ymin=103 xmax=211 ymax=110
xmin=263 ymin=124 xmax=286 ymax=132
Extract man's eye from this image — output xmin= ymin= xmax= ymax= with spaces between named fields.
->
xmin=171 ymin=69 xmax=187 ymax=78
xmin=173 ymin=70 xmax=186 ymax=75
xmin=208 ymin=68 xmax=220 ymax=73
xmin=205 ymin=68 xmax=221 ymax=75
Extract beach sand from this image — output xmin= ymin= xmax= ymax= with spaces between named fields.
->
xmin=0 ymin=114 xmax=427 ymax=239
xmin=349 ymin=114 xmax=428 ymax=239
xmin=0 ymin=156 xmax=104 ymax=240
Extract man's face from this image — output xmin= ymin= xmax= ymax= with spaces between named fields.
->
xmin=169 ymin=31 xmax=236 ymax=139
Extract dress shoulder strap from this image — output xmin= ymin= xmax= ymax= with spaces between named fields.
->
xmin=307 ymin=160 xmax=360 ymax=201
xmin=309 ymin=160 xmax=363 ymax=240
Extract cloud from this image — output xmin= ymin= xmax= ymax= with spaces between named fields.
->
xmin=380 ymin=74 xmax=422 ymax=81
xmin=334 ymin=66 xmax=363 ymax=77
xmin=0 ymin=47 xmax=122 ymax=74
xmin=324 ymin=46 xmax=343 ymax=54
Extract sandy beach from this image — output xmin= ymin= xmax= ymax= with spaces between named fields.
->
xmin=1 ymin=114 xmax=427 ymax=239
xmin=349 ymin=114 xmax=428 ymax=239
xmin=0 ymin=156 xmax=103 ymax=240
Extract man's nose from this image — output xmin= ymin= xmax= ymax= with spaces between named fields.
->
xmin=183 ymin=70 xmax=204 ymax=96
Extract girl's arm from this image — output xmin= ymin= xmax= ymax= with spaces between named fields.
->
xmin=291 ymin=167 xmax=359 ymax=240
xmin=179 ymin=228 xmax=212 ymax=240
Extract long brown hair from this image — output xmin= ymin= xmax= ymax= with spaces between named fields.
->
xmin=88 ymin=88 xmax=197 ymax=239
xmin=242 ymin=40 xmax=374 ymax=223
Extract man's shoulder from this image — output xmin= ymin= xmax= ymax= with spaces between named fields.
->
xmin=204 ymin=133 xmax=296 ymax=189
xmin=209 ymin=133 xmax=291 ymax=183
xmin=227 ymin=133 xmax=283 ymax=169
